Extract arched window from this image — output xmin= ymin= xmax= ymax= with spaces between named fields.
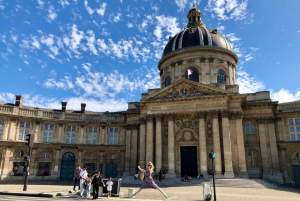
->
xmin=185 ymin=68 xmax=199 ymax=82
xmin=165 ymin=75 xmax=171 ymax=87
xmin=247 ymin=150 xmax=259 ymax=167
xmin=244 ymin=121 xmax=255 ymax=135
xmin=217 ymin=69 xmax=226 ymax=84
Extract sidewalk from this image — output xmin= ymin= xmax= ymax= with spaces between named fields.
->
xmin=0 ymin=178 xmax=299 ymax=201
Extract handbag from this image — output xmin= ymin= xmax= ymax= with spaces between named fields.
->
xmin=139 ymin=171 xmax=145 ymax=180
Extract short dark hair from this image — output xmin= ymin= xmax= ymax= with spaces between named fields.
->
xmin=83 ymin=166 xmax=87 ymax=169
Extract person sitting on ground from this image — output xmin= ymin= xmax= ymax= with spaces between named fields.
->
xmin=187 ymin=176 xmax=192 ymax=181
xmin=197 ymin=173 xmax=204 ymax=179
xmin=183 ymin=175 xmax=188 ymax=182
xmin=134 ymin=173 xmax=139 ymax=180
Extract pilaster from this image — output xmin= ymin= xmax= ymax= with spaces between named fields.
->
xmin=197 ymin=111 xmax=207 ymax=175
xmin=139 ymin=118 xmax=146 ymax=169
xmin=146 ymin=115 xmax=154 ymax=163
xmin=155 ymin=114 xmax=163 ymax=172
xmin=167 ymin=113 xmax=176 ymax=177
xmin=211 ymin=110 xmax=222 ymax=174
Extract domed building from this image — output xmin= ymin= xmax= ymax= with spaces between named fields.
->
xmin=0 ymin=4 xmax=299 ymax=187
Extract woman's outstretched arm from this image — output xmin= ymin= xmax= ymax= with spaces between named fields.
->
xmin=137 ymin=165 xmax=146 ymax=173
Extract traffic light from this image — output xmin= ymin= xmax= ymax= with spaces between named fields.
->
xmin=24 ymin=156 xmax=29 ymax=161
xmin=209 ymin=152 xmax=215 ymax=159
xmin=25 ymin=134 xmax=34 ymax=147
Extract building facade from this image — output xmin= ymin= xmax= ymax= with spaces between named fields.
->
xmin=0 ymin=5 xmax=299 ymax=186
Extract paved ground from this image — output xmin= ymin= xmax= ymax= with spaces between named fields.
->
xmin=0 ymin=178 xmax=299 ymax=201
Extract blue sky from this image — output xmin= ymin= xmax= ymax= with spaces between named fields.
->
xmin=0 ymin=0 xmax=300 ymax=112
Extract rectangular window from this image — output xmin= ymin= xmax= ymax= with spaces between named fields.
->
xmin=38 ymin=162 xmax=50 ymax=176
xmin=109 ymin=127 xmax=118 ymax=145
xmin=12 ymin=162 xmax=26 ymax=176
xmin=87 ymin=127 xmax=97 ymax=144
xmin=0 ymin=120 xmax=4 ymax=140
xmin=19 ymin=122 xmax=30 ymax=141
xmin=288 ymin=118 xmax=300 ymax=141
xmin=66 ymin=126 xmax=76 ymax=144
xmin=43 ymin=124 xmax=54 ymax=143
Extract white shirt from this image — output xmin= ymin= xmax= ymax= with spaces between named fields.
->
xmin=79 ymin=169 xmax=87 ymax=179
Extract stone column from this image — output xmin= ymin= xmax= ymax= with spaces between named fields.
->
xmin=221 ymin=110 xmax=234 ymax=178
xmin=146 ymin=115 xmax=154 ymax=163
xmin=155 ymin=114 xmax=163 ymax=172
xmin=101 ymin=126 xmax=106 ymax=144
xmin=80 ymin=125 xmax=85 ymax=144
xmin=54 ymin=149 xmax=60 ymax=178
xmin=100 ymin=151 xmax=104 ymax=176
xmin=123 ymin=126 xmax=131 ymax=175
xmin=211 ymin=110 xmax=222 ymax=174
xmin=130 ymin=125 xmax=138 ymax=170
xmin=2 ymin=120 xmax=10 ymax=141
xmin=1 ymin=148 xmax=12 ymax=179
xmin=198 ymin=111 xmax=207 ymax=175
xmin=119 ymin=126 xmax=126 ymax=145
xmin=235 ymin=112 xmax=248 ymax=177
xmin=167 ymin=113 xmax=176 ymax=177
xmin=103 ymin=126 xmax=107 ymax=144
xmin=31 ymin=149 xmax=37 ymax=177
xmin=267 ymin=118 xmax=283 ymax=184
xmin=257 ymin=119 xmax=270 ymax=179
xmin=34 ymin=122 xmax=40 ymax=142
xmin=57 ymin=124 xmax=63 ymax=143
xmin=78 ymin=150 xmax=82 ymax=166
xmin=139 ymin=118 xmax=146 ymax=169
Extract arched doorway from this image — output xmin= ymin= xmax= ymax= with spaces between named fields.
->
xmin=60 ymin=152 xmax=75 ymax=180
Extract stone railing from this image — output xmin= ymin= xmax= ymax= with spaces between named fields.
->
xmin=0 ymin=104 xmax=125 ymax=123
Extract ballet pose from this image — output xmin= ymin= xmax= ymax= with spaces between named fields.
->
xmin=132 ymin=161 xmax=168 ymax=199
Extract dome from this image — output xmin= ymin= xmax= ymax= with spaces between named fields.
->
xmin=162 ymin=4 xmax=232 ymax=57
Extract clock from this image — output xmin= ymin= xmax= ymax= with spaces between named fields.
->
xmin=179 ymin=87 xmax=190 ymax=97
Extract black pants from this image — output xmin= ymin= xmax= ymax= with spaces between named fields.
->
xmin=73 ymin=178 xmax=80 ymax=190
xmin=93 ymin=184 xmax=99 ymax=199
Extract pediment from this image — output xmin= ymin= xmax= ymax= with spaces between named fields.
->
xmin=142 ymin=79 xmax=233 ymax=102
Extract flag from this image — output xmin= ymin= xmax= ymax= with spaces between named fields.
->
xmin=188 ymin=69 xmax=194 ymax=75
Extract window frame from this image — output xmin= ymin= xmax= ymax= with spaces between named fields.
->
xmin=288 ymin=118 xmax=300 ymax=141
xmin=185 ymin=67 xmax=199 ymax=82
xmin=87 ymin=126 xmax=98 ymax=144
xmin=164 ymin=75 xmax=171 ymax=87
xmin=19 ymin=122 xmax=30 ymax=141
xmin=43 ymin=124 xmax=54 ymax=143
xmin=66 ymin=125 xmax=76 ymax=144
xmin=0 ymin=119 xmax=4 ymax=140
xmin=244 ymin=121 xmax=256 ymax=135
xmin=217 ymin=69 xmax=226 ymax=84
xmin=109 ymin=127 xmax=119 ymax=145
xmin=246 ymin=150 xmax=259 ymax=167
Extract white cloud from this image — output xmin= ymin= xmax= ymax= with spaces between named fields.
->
xmin=47 ymin=5 xmax=57 ymax=22
xmin=236 ymin=70 xmax=265 ymax=93
xmin=44 ymin=76 xmax=74 ymax=90
xmin=271 ymin=89 xmax=300 ymax=103
xmin=36 ymin=0 xmax=45 ymax=9
xmin=154 ymin=15 xmax=181 ymax=41
xmin=127 ymin=22 xmax=133 ymax=28
xmin=206 ymin=0 xmax=250 ymax=21
xmin=59 ymin=0 xmax=70 ymax=8
xmin=175 ymin=0 xmax=201 ymax=12
xmin=96 ymin=2 xmax=107 ymax=16
xmin=0 ymin=92 xmax=15 ymax=103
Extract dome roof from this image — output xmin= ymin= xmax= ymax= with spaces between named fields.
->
xmin=162 ymin=4 xmax=232 ymax=57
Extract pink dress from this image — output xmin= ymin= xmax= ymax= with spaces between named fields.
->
xmin=140 ymin=168 xmax=159 ymax=189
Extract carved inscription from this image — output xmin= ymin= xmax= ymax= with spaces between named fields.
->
xmin=149 ymin=102 xmax=226 ymax=110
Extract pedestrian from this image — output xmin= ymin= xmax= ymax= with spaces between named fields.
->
xmin=79 ymin=166 xmax=87 ymax=197
xmin=92 ymin=171 xmax=106 ymax=199
xmin=73 ymin=164 xmax=81 ymax=192
xmin=106 ymin=177 xmax=114 ymax=197
xmin=158 ymin=170 xmax=163 ymax=182
xmin=84 ymin=174 xmax=92 ymax=198
xmin=132 ymin=161 xmax=168 ymax=199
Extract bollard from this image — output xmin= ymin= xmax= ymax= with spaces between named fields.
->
xmin=128 ymin=188 xmax=135 ymax=198
xmin=99 ymin=186 xmax=103 ymax=196
xmin=203 ymin=182 xmax=212 ymax=201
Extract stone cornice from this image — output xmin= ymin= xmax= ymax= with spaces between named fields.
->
xmin=256 ymin=117 xmax=275 ymax=124
xmin=158 ymin=46 xmax=238 ymax=70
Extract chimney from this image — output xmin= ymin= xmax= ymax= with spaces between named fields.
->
xmin=61 ymin=102 xmax=67 ymax=112
xmin=15 ymin=95 xmax=23 ymax=107
xmin=81 ymin=103 xmax=86 ymax=113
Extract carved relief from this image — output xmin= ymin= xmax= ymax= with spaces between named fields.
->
xmin=163 ymin=118 xmax=168 ymax=142
xmin=170 ymin=62 xmax=176 ymax=67
xmin=189 ymin=87 xmax=208 ymax=97
xmin=176 ymin=130 xmax=198 ymax=142
xmin=200 ymin=57 xmax=206 ymax=62
xmin=175 ymin=115 xmax=198 ymax=131
xmin=186 ymin=58 xmax=196 ymax=63
xmin=206 ymin=119 xmax=212 ymax=135
xmin=221 ymin=110 xmax=229 ymax=118
xmin=197 ymin=111 xmax=206 ymax=119
xmin=211 ymin=110 xmax=219 ymax=118
xmin=177 ymin=60 xmax=183 ymax=65
xmin=209 ymin=57 xmax=214 ymax=62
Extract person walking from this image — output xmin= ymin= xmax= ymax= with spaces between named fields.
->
xmin=158 ymin=170 xmax=163 ymax=182
xmin=92 ymin=171 xmax=106 ymax=199
xmin=132 ymin=161 xmax=168 ymax=199
xmin=84 ymin=174 xmax=92 ymax=198
xmin=106 ymin=177 xmax=114 ymax=197
xmin=79 ymin=166 xmax=87 ymax=197
xmin=73 ymin=164 xmax=81 ymax=192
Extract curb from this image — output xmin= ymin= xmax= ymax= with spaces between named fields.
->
xmin=0 ymin=191 xmax=55 ymax=197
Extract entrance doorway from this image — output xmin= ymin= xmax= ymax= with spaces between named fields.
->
xmin=60 ymin=152 xmax=75 ymax=180
xmin=293 ymin=165 xmax=300 ymax=187
xmin=180 ymin=146 xmax=198 ymax=177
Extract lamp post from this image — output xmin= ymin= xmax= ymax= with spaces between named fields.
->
xmin=209 ymin=150 xmax=216 ymax=201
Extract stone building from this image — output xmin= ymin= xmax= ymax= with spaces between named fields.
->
xmin=0 ymin=4 xmax=299 ymax=187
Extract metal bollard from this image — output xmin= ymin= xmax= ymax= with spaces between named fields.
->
xmin=203 ymin=182 xmax=212 ymax=201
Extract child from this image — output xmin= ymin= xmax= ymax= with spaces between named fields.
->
xmin=84 ymin=174 xmax=92 ymax=198
xmin=106 ymin=177 xmax=114 ymax=197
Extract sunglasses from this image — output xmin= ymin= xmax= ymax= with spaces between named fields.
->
xmin=148 ymin=164 xmax=151 ymax=166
